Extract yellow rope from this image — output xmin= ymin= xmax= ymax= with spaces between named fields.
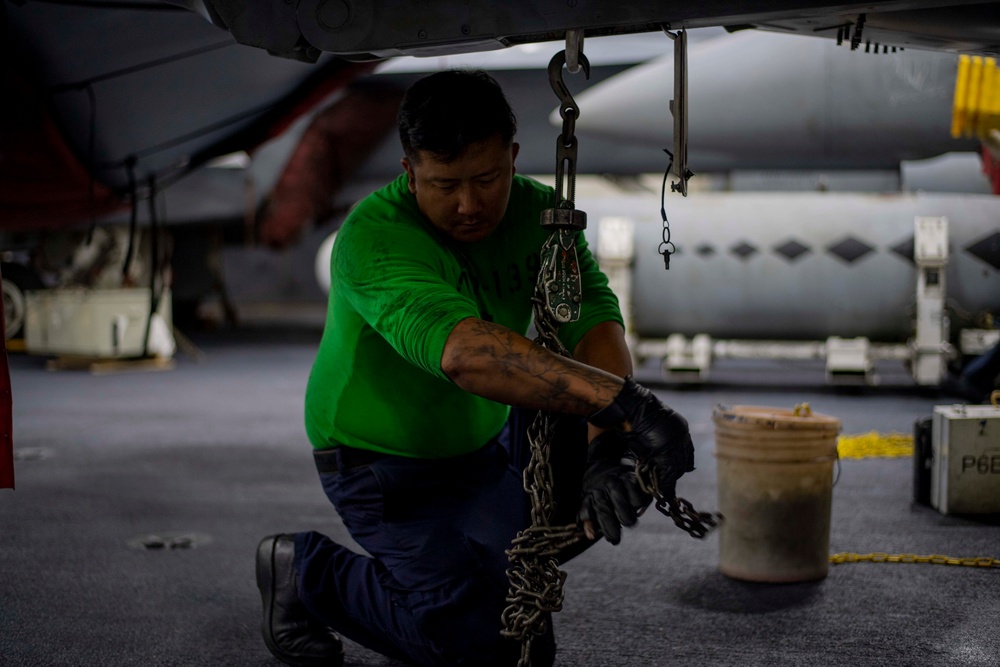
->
xmin=837 ymin=431 xmax=914 ymax=459
xmin=830 ymin=552 xmax=1000 ymax=568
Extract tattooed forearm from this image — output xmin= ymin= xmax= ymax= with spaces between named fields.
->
xmin=442 ymin=317 xmax=624 ymax=416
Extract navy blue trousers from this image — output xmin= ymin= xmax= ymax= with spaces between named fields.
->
xmin=294 ymin=410 xmax=590 ymax=666
xmin=963 ymin=340 xmax=1000 ymax=393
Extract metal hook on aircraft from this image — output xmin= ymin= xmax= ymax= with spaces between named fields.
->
xmin=547 ymin=49 xmax=591 ymax=124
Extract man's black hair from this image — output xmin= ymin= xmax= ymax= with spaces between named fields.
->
xmin=398 ymin=69 xmax=517 ymax=163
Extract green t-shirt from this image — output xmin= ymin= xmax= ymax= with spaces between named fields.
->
xmin=304 ymin=173 xmax=623 ymax=458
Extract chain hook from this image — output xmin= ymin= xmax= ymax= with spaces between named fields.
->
xmin=547 ymin=50 xmax=591 ymax=133
xmin=544 ymin=49 xmax=590 ymax=229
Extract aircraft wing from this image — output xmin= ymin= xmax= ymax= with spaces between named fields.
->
xmin=1 ymin=1 xmax=386 ymax=233
xmin=4 ymin=0 xmax=998 ymax=238
xmin=188 ymin=0 xmax=1000 ymax=59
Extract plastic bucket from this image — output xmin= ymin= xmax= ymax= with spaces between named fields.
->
xmin=713 ymin=403 xmax=841 ymax=582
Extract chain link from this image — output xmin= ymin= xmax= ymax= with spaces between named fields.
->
xmin=501 ymin=41 xmax=718 ymax=667
xmin=829 ymin=552 xmax=1000 ymax=567
xmin=656 ymin=496 xmax=719 ymax=539
xmin=635 ymin=459 xmax=721 ymax=539
xmin=501 ymin=238 xmax=587 ymax=666
xmin=502 ymin=226 xmax=721 ymax=665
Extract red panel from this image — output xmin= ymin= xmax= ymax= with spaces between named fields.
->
xmin=258 ymin=83 xmax=404 ymax=247
xmin=259 ymin=61 xmax=381 ymax=144
xmin=0 ymin=264 xmax=14 ymax=490
xmin=983 ymin=145 xmax=1000 ymax=195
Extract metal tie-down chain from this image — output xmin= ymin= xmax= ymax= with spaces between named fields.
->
xmin=500 ymin=47 xmax=590 ymax=667
xmin=501 ymin=38 xmax=718 ymax=667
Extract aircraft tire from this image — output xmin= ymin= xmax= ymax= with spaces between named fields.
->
xmin=2 ymin=262 xmax=44 ymax=340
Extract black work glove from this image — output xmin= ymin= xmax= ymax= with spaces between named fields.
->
xmin=588 ymin=377 xmax=695 ymax=501
xmin=577 ymin=431 xmax=652 ymax=545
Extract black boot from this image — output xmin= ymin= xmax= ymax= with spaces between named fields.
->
xmin=256 ymin=534 xmax=345 ymax=667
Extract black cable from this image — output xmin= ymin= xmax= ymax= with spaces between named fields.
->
xmin=142 ymin=174 xmax=159 ymax=358
xmin=121 ymin=156 xmax=138 ymax=279
xmin=82 ymin=53 xmax=350 ymax=194
xmin=44 ymin=37 xmax=236 ymax=215
xmin=48 ymin=40 xmax=233 ymax=92
xmin=95 ymin=99 xmax=276 ymax=172
xmin=82 ymin=96 xmax=275 ymax=205
xmin=149 ymin=177 xmax=161 ymax=316
xmin=84 ymin=83 xmax=98 ymax=244
xmin=659 ymin=149 xmax=676 ymax=270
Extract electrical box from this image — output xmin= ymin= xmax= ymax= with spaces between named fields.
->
xmin=25 ymin=288 xmax=173 ymax=359
xmin=930 ymin=403 xmax=1000 ymax=515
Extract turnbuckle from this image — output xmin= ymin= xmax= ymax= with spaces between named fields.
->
xmin=538 ymin=230 xmax=583 ymax=324
xmin=536 ymin=38 xmax=592 ymax=325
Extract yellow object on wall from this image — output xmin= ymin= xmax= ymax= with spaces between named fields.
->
xmin=952 ymin=55 xmax=1000 ymax=139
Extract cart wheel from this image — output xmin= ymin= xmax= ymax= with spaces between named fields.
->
xmin=2 ymin=262 xmax=44 ymax=340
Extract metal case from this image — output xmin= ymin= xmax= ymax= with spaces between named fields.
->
xmin=930 ymin=404 xmax=1000 ymax=514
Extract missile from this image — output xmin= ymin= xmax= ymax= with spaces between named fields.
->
xmin=583 ymin=190 xmax=999 ymax=342
xmin=571 ymin=31 xmax=978 ymax=171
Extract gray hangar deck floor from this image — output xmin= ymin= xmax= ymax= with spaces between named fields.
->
xmin=2 ymin=326 xmax=998 ymax=666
